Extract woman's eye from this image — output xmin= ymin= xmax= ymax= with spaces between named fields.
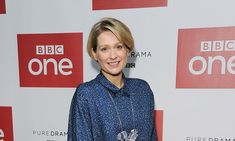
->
xmin=100 ymin=47 xmax=107 ymax=52
xmin=117 ymin=45 xmax=124 ymax=49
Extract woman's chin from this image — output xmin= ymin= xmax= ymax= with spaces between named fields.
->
xmin=102 ymin=69 xmax=123 ymax=76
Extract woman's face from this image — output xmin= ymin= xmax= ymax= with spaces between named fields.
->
xmin=93 ymin=31 xmax=129 ymax=77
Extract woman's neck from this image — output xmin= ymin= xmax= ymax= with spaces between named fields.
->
xmin=101 ymin=70 xmax=124 ymax=89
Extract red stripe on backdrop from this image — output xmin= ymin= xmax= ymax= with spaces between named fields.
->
xmin=92 ymin=0 xmax=167 ymax=10
xmin=155 ymin=110 xmax=163 ymax=141
xmin=0 ymin=0 xmax=6 ymax=14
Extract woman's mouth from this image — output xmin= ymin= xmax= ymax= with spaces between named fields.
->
xmin=108 ymin=61 xmax=120 ymax=66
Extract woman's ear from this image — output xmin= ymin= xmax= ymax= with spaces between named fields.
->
xmin=92 ymin=49 xmax=98 ymax=62
xmin=127 ymin=50 xmax=130 ymax=57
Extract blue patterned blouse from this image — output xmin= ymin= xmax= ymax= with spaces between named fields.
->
xmin=67 ymin=72 xmax=157 ymax=141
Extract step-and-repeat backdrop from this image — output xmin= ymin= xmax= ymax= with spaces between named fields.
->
xmin=1 ymin=0 xmax=235 ymax=141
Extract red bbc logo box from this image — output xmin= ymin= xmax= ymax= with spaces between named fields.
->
xmin=17 ymin=33 xmax=83 ymax=87
xmin=155 ymin=110 xmax=163 ymax=141
xmin=176 ymin=27 xmax=235 ymax=88
xmin=0 ymin=107 xmax=14 ymax=141
xmin=92 ymin=0 xmax=167 ymax=10
xmin=0 ymin=0 xmax=6 ymax=14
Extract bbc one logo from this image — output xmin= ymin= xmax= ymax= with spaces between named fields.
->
xmin=176 ymin=27 xmax=235 ymax=88
xmin=190 ymin=40 xmax=235 ymax=75
xmin=0 ymin=107 xmax=14 ymax=141
xmin=29 ymin=45 xmax=71 ymax=76
xmin=17 ymin=33 xmax=83 ymax=87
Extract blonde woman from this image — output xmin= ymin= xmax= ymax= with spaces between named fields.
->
xmin=68 ymin=17 xmax=157 ymax=141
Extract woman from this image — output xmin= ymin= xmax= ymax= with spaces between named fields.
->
xmin=67 ymin=17 xmax=157 ymax=141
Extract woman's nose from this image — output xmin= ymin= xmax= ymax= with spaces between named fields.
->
xmin=109 ymin=49 xmax=117 ymax=59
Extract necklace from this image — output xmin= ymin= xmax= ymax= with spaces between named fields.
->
xmin=107 ymin=91 xmax=138 ymax=141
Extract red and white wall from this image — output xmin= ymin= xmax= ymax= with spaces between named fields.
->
xmin=1 ymin=0 xmax=235 ymax=141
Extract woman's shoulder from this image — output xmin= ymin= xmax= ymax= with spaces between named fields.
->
xmin=127 ymin=77 xmax=149 ymax=86
xmin=77 ymin=78 xmax=97 ymax=89
xmin=126 ymin=77 xmax=151 ymax=91
xmin=126 ymin=77 xmax=154 ymax=98
xmin=73 ymin=78 xmax=99 ymax=100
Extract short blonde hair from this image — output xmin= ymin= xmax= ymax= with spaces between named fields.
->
xmin=87 ymin=17 xmax=134 ymax=59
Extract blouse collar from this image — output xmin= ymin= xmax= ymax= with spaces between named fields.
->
xmin=96 ymin=72 xmax=130 ymax=97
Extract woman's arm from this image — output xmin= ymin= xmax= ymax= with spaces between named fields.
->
xmin=67 ymin=89 xmax=93 ymax=141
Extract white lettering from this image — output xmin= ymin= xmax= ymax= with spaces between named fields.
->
xmin=58 ymin=58 xmax=73 ymax=75
xmin=0 ymin=129 xmax=4 ymax=141
xmin=208 ymin=56 xmax=226 ymax=74
xmin=28 ymin=58 xmax=43 ymax=75
xmin=212 ymin=40 xmax=224 ymax=52
xmin=36 ymin=45 xmax=64 ymax=55
xmin=200 ymin=40 xmax=235 ymax=52
xmin=46 ymin=45 xmax=55 ymax=55
xmin=200 ymin=41 xmax=212 ymax=52
xmin=225 ymin=40 xmax=235 ymax=51
xmin=189 ymin=56 xmax=207 ymax=75
xmin=55 ymin=45 xmax=64 ymax=54
xmin=36 ymin=45 xmax=45 ymax=55
xmin=43 ymin=58 xmax=58 ymax=75
xmin=28 ymin=58 xmax=73 ymax=75
xmin=227 ymin=56 xmax=235 ymax=74
xmin=189 ymin=55 xmax=235 ymax=75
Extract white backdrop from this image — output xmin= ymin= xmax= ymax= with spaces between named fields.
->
xmin=1 ymin=0 xmax=235 ymax=141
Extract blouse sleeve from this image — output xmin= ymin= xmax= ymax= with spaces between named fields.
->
xmin=67 ymin=88 xmax=93 ymax=141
